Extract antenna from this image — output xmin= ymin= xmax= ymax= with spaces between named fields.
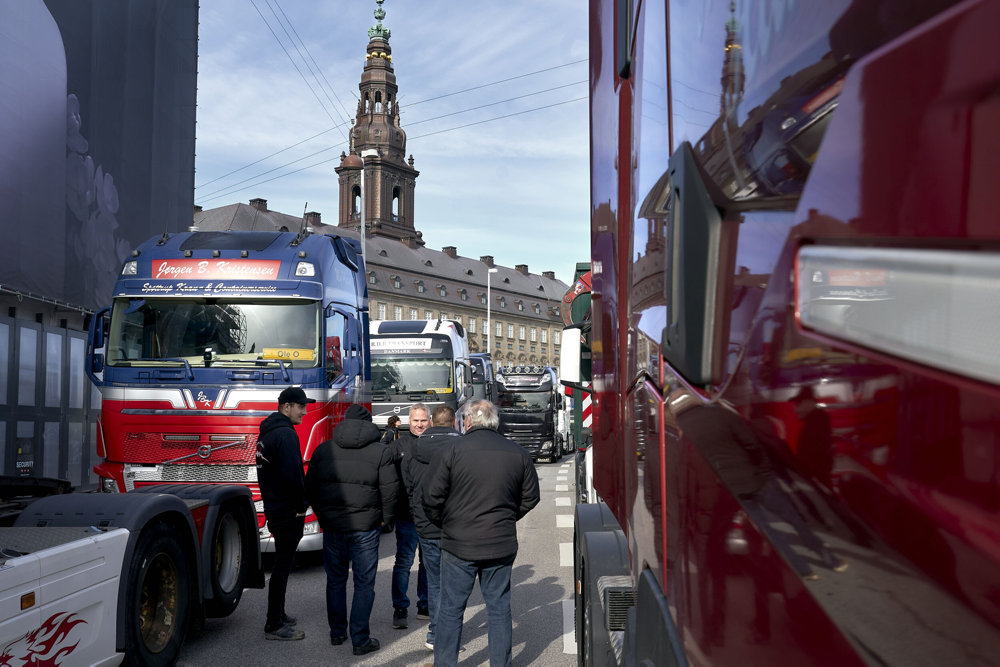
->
xmin=298 ymin=202 xmax=308 ymax=236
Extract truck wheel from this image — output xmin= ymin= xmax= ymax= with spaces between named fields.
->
xmin=124 ymin=520 xmax=191 ymax=666
xmin=205 ymin=503 xmax=250 ymax=617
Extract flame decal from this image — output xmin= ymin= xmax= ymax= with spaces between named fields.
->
xmin=0 ymin=612 xmax=87 ymax=667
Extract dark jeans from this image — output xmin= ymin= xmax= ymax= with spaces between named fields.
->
xmin=418 ymin=536 xmax=442 ymax=644
xmin=323 ymin=527 xmax=380 ymax=647
xmin=264 ymin=512 xmax=304 ymax=629
xmin=392 ymin=519 xmax=428 ymax=609
xmin=436 ymin=549 xmax=516 ymax=667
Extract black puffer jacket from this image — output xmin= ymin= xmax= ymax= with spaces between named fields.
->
xmin=402 ymin=425 xmax=461 ymax=539
xmin=256 ymin=412 xmax=309 ymax=516
xmin=424 ymin=426 xmax=540 ymax=561
xmin=389 ymin=431 xmax=417 ymax=521
xmin=305 ymin=418 xmax=398 ymax=533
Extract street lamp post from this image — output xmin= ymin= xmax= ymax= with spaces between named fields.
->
xmin=358 ymin=148 xmax=379 ymax=271
xmin=486 ymin=267 xmax=498 ymax=354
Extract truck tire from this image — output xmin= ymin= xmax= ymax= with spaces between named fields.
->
xmin=124 ymin=520 xmax=192 ymax=666
xmin=576 ymin=522 xmax=629 ymax=666
xmin=205 ymin=501 xmax=251 ymax=617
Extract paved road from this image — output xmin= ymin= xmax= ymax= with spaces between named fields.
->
xmin=178 ymin=455 xmax=579 ymax=666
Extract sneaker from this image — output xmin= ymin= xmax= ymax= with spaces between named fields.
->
xmin=265 ymin=624 xmax=305 ymax=641
xmin=416 ymin=606 xmax=430 ymax=620
xmin=392 ymin=608 xmax=408 ymax=629
xmin=281 ymin=612 xmax=297 ymax=626
xmin=425 ymin=640 xmax=434 ymax=651
xmin=353 ymin=638 xmax=380 ymax=655
xmin=330 ymin=634 xmax=347 ymax=646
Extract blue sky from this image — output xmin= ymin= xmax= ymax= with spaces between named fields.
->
xmin=194 ymin=0 xmax=590 ymax=284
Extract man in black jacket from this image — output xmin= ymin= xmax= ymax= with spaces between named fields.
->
xmin=402 ymin=404 xmax=461 ymax=651
xmin=256 ymin=386 xmax=314 ymax=641
xmin=424 ymin=400 xmax=540 ymax=667
xmin=305 ymin=404 xmax=397 ymax=656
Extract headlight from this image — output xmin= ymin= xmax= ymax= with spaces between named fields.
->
xmin=542 ymin=440 xmax=553 ymax=451
xmin=100 ymin=477 xmax=120 ymax=493
xmin=295 ymin=261 xmax=315 ymax=277
xmin=121 ymin=260 xmax=137 ymax=276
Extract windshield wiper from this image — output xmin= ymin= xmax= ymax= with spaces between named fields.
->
xmin=254 ymin=358 xmax=290 ymax=381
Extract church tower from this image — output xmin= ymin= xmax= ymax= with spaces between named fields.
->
xmin=335 ymin=0 xmax=421 ymax=244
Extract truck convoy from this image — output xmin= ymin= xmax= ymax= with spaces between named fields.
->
xmin=574 ymin=1 xmax=1000 ymax=665
xmin=86 ymin=228 xmax=371 ymax=551
xmin=496 ymin=365 xmax=565 ymax=462
xmin=369 ymin=319 xmax=472 ymax=430
xmin=1 ymin=477 xmax=262 ymax=666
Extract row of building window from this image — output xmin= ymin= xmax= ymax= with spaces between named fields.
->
xmin=373 ymin=303 xmax=560 ymax=344
xmin=368 ymin=273 xmax=548 ymax=315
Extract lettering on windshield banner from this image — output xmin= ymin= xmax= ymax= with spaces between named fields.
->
xmin=153 ymin=259 xmax=281 ymax=280
xmin=371 ymin=337 xmax=442 ymax=355
xmin=138 ymin=282 xmax=281 ymax=295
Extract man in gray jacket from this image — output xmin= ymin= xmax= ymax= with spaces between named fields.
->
xmin=424 ymin=400 xmax=540 ymax=667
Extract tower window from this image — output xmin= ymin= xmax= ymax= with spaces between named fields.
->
xmin=392 ymin=186 xmax=401 ymax=222
xmin=352 ymin=185 xmax=361 ymax=216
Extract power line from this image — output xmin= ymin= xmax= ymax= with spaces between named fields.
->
xmin=249 ymin=0 xmax=341 ymax=127
xmin=200 ymin=79 xmax=586 ymax=196
xmin=409 ymin=96 xmax=586 ymax=140
xmin=195 ymin=125 xmax=342 ymax=189
xmin=270 ymin=0 xmax=355 ymax=135
xmin=404 ymin=59 xmax=586 ymax=107
xmin=406 ymin=81 xmax=586 ymax=127
xmin=196 ymin=96 xmax=585 ymax=206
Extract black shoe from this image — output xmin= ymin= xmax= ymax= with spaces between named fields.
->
xmin=281 ymin=612 xmax=297 ymax=626
xmin=264 ymin=624 xmax=305 ymax=641
xmin=353 ymin=638 xmax=380 ymax=655
xmin=330 ymin=634 xmax=347 ymax=646
xmin=392 ymin=608 xmax=408 ymax=629
xmin=416 ymin=606 xmax=430 ymax=620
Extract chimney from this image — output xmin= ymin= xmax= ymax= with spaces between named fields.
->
xmin=480 ymin=255 xmax=494 ymax=267
xmin=516 ymin=264 xmax=529 ymax=275
xmin=304 ymin=211 xmax=322 ymax=227
xmin=249 ymin=198 xmax=268 ymax=212
xmin=542 ymin=271 xmax=555 ymax=279
xmin=443 ymin=246 xmax=457 ymax=259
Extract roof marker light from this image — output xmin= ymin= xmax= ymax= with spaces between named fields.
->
xmin=295 ymin=261 xmax=315 ymax=277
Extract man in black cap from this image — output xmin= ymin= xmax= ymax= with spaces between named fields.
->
xmin=306 ymin=403 xmax=397 ymax=656
xmin=257 ymin=386 xmax=315 ymax=640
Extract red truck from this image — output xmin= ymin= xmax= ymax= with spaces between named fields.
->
xmin=570 ymin=1 xmax=1000 ymax=664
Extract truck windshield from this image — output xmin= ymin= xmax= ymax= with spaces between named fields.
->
xmin=371 ymin=357 xmax=454 ymax=394
xmin=106 ymin=298 xmax=321 ymax=367
xmin=498 ymin=391 xmax=552 ymax=411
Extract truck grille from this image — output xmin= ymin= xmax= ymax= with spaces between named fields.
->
xmin=124 ymin=463 xmax=257 ymax=490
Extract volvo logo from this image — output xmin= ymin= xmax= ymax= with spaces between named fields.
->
xmin=197 ymin=445 xmax=212 ymax=460
xmin=393 ymin=406 xmax=401 ymax=414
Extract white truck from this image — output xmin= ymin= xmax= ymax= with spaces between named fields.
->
xmin=0 ymin=478 xmax=263 ymax=666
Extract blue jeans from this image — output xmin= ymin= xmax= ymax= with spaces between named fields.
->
xmin=436 ymin=549 xmax=516 ymax=667
xmin=418 ymin=536 xmax=442 ymax=644
xmin=392 ymin=520 xmax=428 ymax=609
xmin=323 ymin=528 xmax=380 ymax=648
